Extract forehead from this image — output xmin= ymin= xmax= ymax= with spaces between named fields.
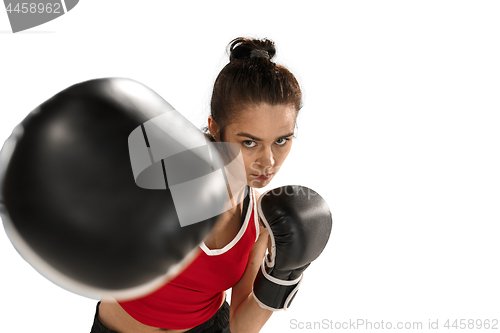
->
xmin=227 ymin=104 xmax=297 ymax=136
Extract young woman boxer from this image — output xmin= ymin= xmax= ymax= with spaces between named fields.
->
xmin=92 ymin=37 xmax=303 ymax=333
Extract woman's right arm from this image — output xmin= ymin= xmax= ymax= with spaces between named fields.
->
xmin=228 ymin=222 xmax=273 ymax=333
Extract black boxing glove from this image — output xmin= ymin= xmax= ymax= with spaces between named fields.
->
xmin=0 ymin=78 xmax=246 ymax=300
xmin=252 ymin=185 xmax=332 ymax=311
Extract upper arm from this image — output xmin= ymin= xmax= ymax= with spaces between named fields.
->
xmin=229 ymin=190 xmax=269 ymax=316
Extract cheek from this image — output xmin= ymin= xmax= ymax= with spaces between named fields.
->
xmin=241 ymin=151 xmax=256 ymax=173
xmin=241 ymin=151 xmax=269 ymax=175
xmin=274 ymin=145 xmax=292 ymax=164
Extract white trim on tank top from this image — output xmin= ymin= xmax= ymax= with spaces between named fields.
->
xmin=200 ymin=187 xmax=259 ymax=256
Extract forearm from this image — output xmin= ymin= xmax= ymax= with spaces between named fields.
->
xmin=230 ymin=292 xmax=273 ymax=333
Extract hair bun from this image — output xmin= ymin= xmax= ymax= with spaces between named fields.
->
xmin=228 ymin=37 xmax=276 ymax=62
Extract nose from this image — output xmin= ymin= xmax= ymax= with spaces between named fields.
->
xmin=256 ymin=146 xmax=275 ymax=171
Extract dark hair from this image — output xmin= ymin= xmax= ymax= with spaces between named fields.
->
xmin=202 ymin=37 xmax=302 ymax=142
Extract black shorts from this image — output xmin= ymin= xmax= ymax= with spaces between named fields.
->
xmin=90 ymin=300 xmax=231 ymax=333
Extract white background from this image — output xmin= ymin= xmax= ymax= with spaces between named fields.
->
xmin=1 ymin=1 xmax=499 ymax=332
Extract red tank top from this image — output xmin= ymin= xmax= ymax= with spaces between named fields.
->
xmin=118 ymin=187 xmax=259 ymax=329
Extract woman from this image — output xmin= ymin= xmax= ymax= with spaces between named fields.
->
xmin=92 ymin=37 xmax=302 ymax=333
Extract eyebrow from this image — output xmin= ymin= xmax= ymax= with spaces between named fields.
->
xmin=236 ymin=132 xmax=294 ymax=141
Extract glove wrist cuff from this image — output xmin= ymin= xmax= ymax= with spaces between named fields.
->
xmin=260 ymin=260 xmax=302 ymax=285
xmin=252 ymin=260 xmax=303 ymax=311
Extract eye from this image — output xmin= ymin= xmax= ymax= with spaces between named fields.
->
xmin=243 ymin=140 xmax=256 ymax=148
xmin=276 ymin=138 xmax=290 ymax=146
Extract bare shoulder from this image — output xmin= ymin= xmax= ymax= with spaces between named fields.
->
xmin=252 ymin=189 xmax=269 ymax=234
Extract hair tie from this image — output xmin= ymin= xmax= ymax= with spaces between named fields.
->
xmin=250 ymin=49 xmax=269 ymax=59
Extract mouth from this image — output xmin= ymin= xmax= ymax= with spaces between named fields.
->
xmin=250 ymin=174 xmax=273 ymax=180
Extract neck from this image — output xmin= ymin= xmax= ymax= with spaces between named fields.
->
xmin=224 ymin=185 xmax=248 ymax=217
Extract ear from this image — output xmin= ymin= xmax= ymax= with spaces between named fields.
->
xmin=208 ymin=116 xmax=219 ymax=139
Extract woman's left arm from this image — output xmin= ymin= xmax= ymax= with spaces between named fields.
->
xmin=229 ymin=192 xmax=273 ymax=333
